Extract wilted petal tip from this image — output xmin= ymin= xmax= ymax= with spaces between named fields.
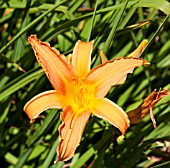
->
xmin=143 ymin=60 xmax=150 ymax=65
xmin=30 ymin=119 xmax=35 ymax=123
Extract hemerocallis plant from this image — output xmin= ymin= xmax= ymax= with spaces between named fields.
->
xmin=24 ymin=35 xmax=149 ymax=162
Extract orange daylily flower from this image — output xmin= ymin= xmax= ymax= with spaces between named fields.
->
xmin=24 ymin=35 xmax=149 ymax=162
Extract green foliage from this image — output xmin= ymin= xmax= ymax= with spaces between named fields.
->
xmin=0 ymin=0 xmax=170 ymax=167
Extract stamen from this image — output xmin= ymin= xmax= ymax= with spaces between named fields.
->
xmin=72 ymin=77 xmax=93 ymax=111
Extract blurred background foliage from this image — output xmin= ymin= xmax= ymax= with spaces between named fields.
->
xmin=0 ymin=0 xmax=170 ymax=167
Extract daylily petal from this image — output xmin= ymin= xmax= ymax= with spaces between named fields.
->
xmin=28 ymin=35 xmax=76 ymax=95
xmin=24 ymin=90 xmax=64 ymax=122
xmin=72 ymin=40 xmax=93 ymax=78
xmin=57 ymin=106 xmax=91 ymax=161
xmin=91 ymin=98 xmax=130 ymax=135
xmin=85 ymin=57 xmax=149 ymax=98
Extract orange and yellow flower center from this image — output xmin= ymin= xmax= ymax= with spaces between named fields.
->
xmin=71 ymin=78 xmax=93 ymax=111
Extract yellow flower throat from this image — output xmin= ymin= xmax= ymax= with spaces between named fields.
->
xmin=72 ymin=78 xmax=92 ymax=110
